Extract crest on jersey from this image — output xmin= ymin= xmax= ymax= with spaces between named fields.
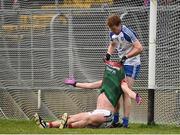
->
xmin=114 ymin=37 xmax=119 ymax=42
xmin=121 ymin=36 xmax=124 ymax=41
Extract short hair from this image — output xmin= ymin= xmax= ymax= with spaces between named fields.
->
xmin=106 ymin=14 xmax=121 ymax=28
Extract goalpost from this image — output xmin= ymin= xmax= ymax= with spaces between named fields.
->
xmin=148 ymin=0 xmax=157 ymax=125
xmin=38 ymin=90 xmax=41 ymax=110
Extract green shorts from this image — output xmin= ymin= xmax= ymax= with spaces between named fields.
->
xmin=100 ymin=61 xmax=125 ymax=107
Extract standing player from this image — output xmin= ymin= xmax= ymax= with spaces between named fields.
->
xmin=105 ymin=14 xmax=143 ymax=127
xmin=65 ymin=14 xmax=143 ymax=127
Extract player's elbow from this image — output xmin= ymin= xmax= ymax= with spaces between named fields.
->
xmin=136 ymin=43 xmax=143 ymax=53
xmin=139 ymin=45 xmax=143 ymax=53
xmin=134 ymin=40 xmax=143 ymax=54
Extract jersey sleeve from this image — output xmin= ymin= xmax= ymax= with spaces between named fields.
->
xmin=123 ymin=27 xmax=138 ymax=43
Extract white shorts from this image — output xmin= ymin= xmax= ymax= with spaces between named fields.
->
xmin=88 ymin=109 xmax=114 ymax=128
xmin=88 ymin=109 xmax=111 ymax=117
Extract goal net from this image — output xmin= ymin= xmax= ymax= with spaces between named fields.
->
xmin=155 ymin=1 xmax=180 ymax=125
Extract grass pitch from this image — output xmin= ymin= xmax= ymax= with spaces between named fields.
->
xmin=0 ymin=119 xmax=179 ymax=134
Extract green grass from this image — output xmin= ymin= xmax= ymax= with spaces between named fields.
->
xmin=0 ymin=119 xmax=179 ymax=134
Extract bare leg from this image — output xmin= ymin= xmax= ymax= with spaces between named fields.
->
xmin=123 ymin=77 xmax=134 ymax=118
xmin=69 ymin=120 xmax=88 ymax=128
xmin=88 ymin=114 xmax=107 ymax=126
xmin=47 ymin=120 xmax=61 ymax=128
xmin=67 ymin=112 xmax=90 ymax=124
xmin=68 ymin=114 xmax=106 ymax=128
xmin=123 ymin=93 xmax=131 ymax=118
xmin=47 ymin=112 xmax=92 ymax=128
xmin=120 ymin=77 xmax=135 ymax=127
xmin=126 ymin=77 xmax=135 ymax=90
xmin=121 ymin=80 xmax=136 ymax=100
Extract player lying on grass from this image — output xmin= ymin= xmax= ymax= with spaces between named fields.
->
xmin=34 ymin=61 xmax=142 ymax=129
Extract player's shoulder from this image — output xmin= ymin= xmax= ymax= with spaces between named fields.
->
xmin=122 ymin=25 xmax=134 ymax=35
xmin=121 ymin=25 xmax=138 ymax=43
xmin=122 ymin=25 xmax=128 ymax=30
xmin=109 ymin=31 xmax=117 ymax=40
xmin=122 ymin=25 xmax=138 ymax=38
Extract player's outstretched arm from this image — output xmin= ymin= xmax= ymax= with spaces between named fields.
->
xmin=76 ymin=80 xmax=102 ymax=89
xmin=64 ymin=77 xmax=102 ymax=89
xmin=121 ymin=80 xmax=142 ymax=104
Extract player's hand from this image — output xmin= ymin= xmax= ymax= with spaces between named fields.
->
xmin=64 ymin=76 xmax=77 ymax=87
xmin=136 ymin=93 xmax=142 ymax=105
xmin=103 ymin=53 xmax=111 ymax=62
xmin=120 ymin=55 xmax=128 ymax=64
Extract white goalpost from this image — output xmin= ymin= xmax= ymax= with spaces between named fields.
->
xmin=38 ymin=90 xmax=41 ymax=110
xmin=148 ymin=0 xmax=158 ymax=125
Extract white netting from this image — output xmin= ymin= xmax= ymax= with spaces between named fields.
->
xmin=0 ymin=0 xmax=179 ymax=125
xmin=155 ymin=1 xmax=180 ymax=125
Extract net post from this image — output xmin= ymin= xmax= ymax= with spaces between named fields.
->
xmin=38 ymin=89 xmax=41 ymax=110
xmin=68 ymin=10 xmax=74 ymax=77
xmin=148 ymin=0 xmax=157 ymax=125
xmin=50 ymin=13 xmax=61 ymax=79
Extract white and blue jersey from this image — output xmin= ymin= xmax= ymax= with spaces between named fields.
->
xmin=109 ymin=25 xmax=141 ymax=79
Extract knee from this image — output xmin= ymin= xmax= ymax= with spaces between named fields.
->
xmin=87 ymin=117 xmax=99 ymax=126
xmin=87 ymin=116 xmax=94 ymax=125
